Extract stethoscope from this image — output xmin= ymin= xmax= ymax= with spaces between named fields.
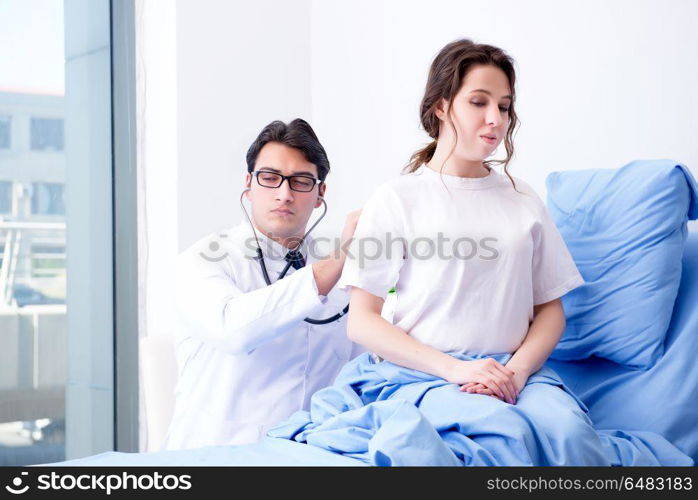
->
xmin=239 ymin=188 xmax=349 ymax=325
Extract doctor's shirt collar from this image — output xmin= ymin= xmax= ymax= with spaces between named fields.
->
xmin=247 ymin=222 xmax=312 ymax=263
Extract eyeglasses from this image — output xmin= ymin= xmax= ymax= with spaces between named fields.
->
xmin=252 ymin=170 xmax=322 ymax=193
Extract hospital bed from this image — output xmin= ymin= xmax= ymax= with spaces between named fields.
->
xmin=49 ymin=160 xmax=698 ymax=466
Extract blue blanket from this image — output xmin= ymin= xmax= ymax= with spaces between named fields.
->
xmin=52 ymin=351 xmax=692 ymax=467
xmin=47 ymin=438 xmax=364 ymax=467
xmin=51 ymin=237 xmax=698 ymax=468
xmin=267 ymin=352 xmax=692 ymax=466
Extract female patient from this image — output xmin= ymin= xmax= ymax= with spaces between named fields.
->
xmin=340 ymin=39 xmax=584 ymax=407
xmin=270 ymin=40 xmax=679 ymax=465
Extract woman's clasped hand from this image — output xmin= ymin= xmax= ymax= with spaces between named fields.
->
xmin=446 ymin=357 xmax=521 ymax=404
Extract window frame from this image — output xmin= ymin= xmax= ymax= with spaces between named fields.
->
xmin=111 ymin=0 xmax=139 ymax=454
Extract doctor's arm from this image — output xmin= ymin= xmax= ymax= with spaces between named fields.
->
xmin=175 ymin=253 xmax=325 ymax=355
xmin=346 ymin=286 xmax=518 ymax=404
xmin=311 ymin=209 xmax=362 ymax=295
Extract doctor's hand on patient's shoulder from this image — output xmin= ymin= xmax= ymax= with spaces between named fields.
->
xmin=339 ymin=209 xmax=362 ymax=254
xmin=311 ymin=209 xmax=363 ymax=296
xmin=445 ymin=358 xmax=518 ymax=405
xmin=460 ymin=368 xmax=527 ymax=405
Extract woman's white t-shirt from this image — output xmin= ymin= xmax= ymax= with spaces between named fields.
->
xmin=338 ymin=164 xmax=585 ymax=355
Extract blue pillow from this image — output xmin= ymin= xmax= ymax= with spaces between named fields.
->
xmin=545 ymin=160 xmax=698 ymax=370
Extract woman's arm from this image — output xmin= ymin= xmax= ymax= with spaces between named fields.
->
xmin=505 ymin=297 xmax=566 ymax=378
xmin=347 ymin=286 xmax=518 ymax=403
xmin=463 ymin=297 xmax=566 ymax=400
xmin=347 ymin=287 xmax=459 ymax=379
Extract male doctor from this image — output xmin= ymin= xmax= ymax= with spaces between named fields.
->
xmin=163 ymin=119 xmax=363 ymax=449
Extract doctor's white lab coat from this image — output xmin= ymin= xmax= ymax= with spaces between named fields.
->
xmin=162 ymin=221 xmax=363 ymax=450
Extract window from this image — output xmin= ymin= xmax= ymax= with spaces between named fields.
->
xmin=30 ymin=117 xmax=64 ymax=152
xmin=0 ymin=181 xmax=11 ymax=213
xmin=1 ymin=0 xmax=117 ymax=466
xmin=31 ymin=182 xmax=65 ymax=215
xmin=0 ymin=116 xmax=10 ymax=149
xmin=31 ymin=243 xmax=66 ymax=280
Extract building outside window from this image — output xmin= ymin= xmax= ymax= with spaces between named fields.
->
xmin=0 ymin=116 xmax=10 ymax=149
xmin=31 ymin=182 xmax=65 ymax=216
xmin=0 ymin=181 xmax=11 ymax=213
xmin=30 ymin=117 xmax=63 ymax=152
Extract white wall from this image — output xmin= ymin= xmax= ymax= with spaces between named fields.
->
xmin=176 ymin=0 xmax=312 ymax=250
xmin=308 ymin=0 xmax=698 ymax=234
xmin=173 ymin=0 xmax=698 ymax=246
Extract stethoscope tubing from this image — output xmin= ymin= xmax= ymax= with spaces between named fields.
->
xmin=239 ymin=188 xmax=349 ymax=325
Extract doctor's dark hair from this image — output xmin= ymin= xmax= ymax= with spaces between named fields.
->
xmin=246 ymin=119 xmax=330 ymax=182
xmin=405 ymin=38 xmax=521 ymax=192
